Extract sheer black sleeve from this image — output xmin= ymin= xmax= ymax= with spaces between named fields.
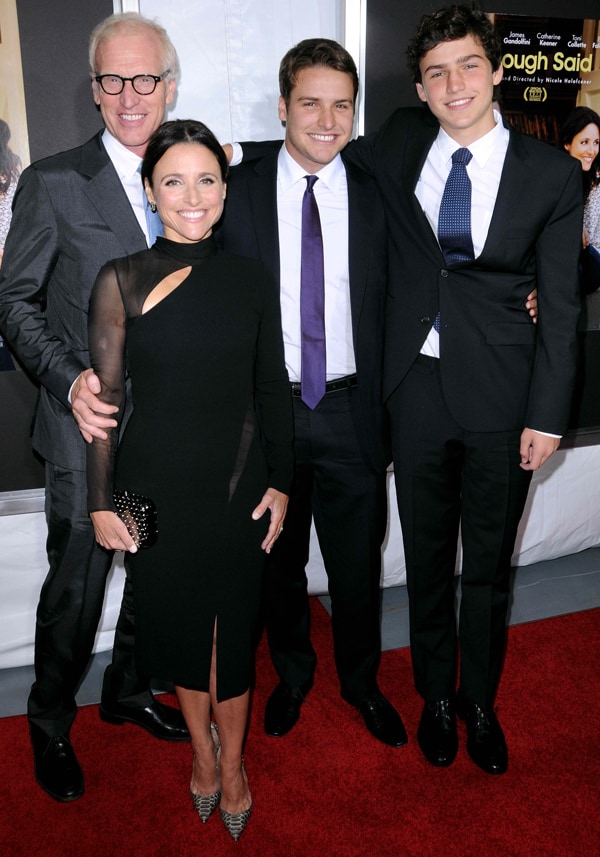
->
xmin=86 ymin=261 xmax=127 ymax=513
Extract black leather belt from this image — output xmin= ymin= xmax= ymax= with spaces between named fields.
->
xmin=290 ymin=373 xmax=358 ymax=397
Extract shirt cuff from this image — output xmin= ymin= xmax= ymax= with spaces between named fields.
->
xmin=229 ymin=142 xmax=243 ymax=166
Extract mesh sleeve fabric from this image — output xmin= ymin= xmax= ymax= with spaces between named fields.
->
xmin=86 ymin=261 xmax=128 ymax=513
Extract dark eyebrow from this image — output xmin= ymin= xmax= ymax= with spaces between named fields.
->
xmin=422 ymin=53 xmax=485 ymax=75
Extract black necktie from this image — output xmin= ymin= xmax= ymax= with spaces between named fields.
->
xmin=300 ymin=175 xmax=326 ymax=409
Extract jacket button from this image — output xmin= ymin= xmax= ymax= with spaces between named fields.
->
xmin=440 ymin=269 xmax=449 ymax=277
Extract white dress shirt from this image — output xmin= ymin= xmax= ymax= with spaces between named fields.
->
xmin=277 ymin=145 xmax=355 ymax=383
xmin=102 ymin=129 xmax=150 ymax=244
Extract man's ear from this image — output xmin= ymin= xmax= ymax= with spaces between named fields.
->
xmin=165 ymin=77 xmax=176 ymax=105
xmin=278 ymin=95 xmax=288 ymax=125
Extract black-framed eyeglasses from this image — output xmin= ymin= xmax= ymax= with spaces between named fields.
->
xmin=94 ymin=70 xmax=171 ymax=96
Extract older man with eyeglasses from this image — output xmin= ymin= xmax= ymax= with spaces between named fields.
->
xmin=0 ymin=12 xmax=189 ymax=804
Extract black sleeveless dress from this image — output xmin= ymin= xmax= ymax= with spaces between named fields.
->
xmin=87 ymin=235 xmax=293 ymax=699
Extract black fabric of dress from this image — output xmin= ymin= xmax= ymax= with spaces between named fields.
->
xmin=87 ymin=236 xmax=293 ymax=700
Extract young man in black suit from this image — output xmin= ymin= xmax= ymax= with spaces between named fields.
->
xmin=343 ymin=5 xmax=582 ymax=774
xmin=219 ymin=40 xmax=407 ymax=747
xmin=0 ymin=12 xmax=189 ymax=803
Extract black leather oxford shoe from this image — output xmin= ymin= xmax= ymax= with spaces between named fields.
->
xmin=456 ymin=698 xmax=508 ymax=775
xmin=99 ymin=698 xmax=190 ymax=741
xmin=357 ymin=691 xmax=408 ymax=748
xmin=417 ymin=699 xmax=458 ymax=766
xmin=30 ymin=723 xmax=84 ymax=802
xmin=264 ymin=682 xmax=309 ymax=737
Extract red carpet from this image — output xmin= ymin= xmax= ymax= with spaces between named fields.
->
xmin=1 ymin=603 xmax=599 ymax=857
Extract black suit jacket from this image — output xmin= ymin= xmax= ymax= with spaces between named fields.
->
xmin=0 ymin=132 xmax=147 ymax=470
xmin=216 ymin=144 xmax=390 ymax=472
xmin=344 ymin=108 xmax=582 ymax=436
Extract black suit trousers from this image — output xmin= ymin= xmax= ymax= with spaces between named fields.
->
xmin=263 ymin=387 xmax=387 ymax=704
xmin=27 ymin=464 xmax=153 ymax=736
xmin=387 ymin=356 xmax=532 ymax=709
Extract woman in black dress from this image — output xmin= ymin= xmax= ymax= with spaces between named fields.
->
xmin=87 ymin=120 xmax=293 ymax=840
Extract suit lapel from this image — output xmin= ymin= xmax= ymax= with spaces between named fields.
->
xmin=481 ymin=130 xmax=531 ymax=256
xmin=245 ymin=152 xmax=281 ymax=285
xmin=345 ymin=159 xmax=373 ymax=327
xmin=78 ymin=132 xmax=147 ymax=255
xmin=402 ymin=123 xmax=443 ymax=261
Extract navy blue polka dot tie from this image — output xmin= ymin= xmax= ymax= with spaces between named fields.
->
xmin=434 ymin=147 xmax=474 ymax=332
xmin=438 ymin=147 xmax=474 ymax=265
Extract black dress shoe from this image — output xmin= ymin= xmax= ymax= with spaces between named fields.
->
xmin=100 ymin=698 xmax=190 ymax=742
xmin=264 ymin=682 xmax=308 ymax=737
xmin=30 ymin=723 xmax=84 ymax=802
xmin=357 ymin=692 xmax=408 ymax=748
xmin=456 ymin=698 xmax=508 ymax=775
xmin=417 ymin=699 xmax=458 ymax=767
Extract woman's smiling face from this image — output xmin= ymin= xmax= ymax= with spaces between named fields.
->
xmin=145 ymin=142 xmax=226 ymax=243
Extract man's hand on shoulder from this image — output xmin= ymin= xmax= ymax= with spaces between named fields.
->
xmin=71 ymin=368 xmax=118 ymax=443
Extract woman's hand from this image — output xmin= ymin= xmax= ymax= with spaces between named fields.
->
xmin=90 ymin=510 xmax=138 ymax=553
xmin=252 ymin=488 xmax=289 ymax=554
xmin=583 ymin=226 xmax=590 ymax=249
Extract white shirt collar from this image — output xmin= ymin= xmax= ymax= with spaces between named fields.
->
xmin=437 ymin=109 xmax=509 ymax=168
xmin=277 ymin=143 xmax=345 ymax=195
xmin=102 ymin=128 xmax=143 ymax=180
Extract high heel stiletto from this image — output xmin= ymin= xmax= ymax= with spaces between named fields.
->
xmin=190 ymin=721 xmax=221 ymax=823
xmin=220 ymin=803 xmax=253 ymax=841
xmin=219 ymin=759 xmax=252 ymax=841
xmin=191 ymin=788 xmax=221 ymax=824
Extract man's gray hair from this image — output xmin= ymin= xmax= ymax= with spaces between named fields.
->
xmin=89 ymin=11 xmax=179 ymax=81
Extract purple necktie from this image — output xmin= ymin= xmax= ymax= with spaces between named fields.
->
xmin=300 ymin=175 xmax=326 ymax=409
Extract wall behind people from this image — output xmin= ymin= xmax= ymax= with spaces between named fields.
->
xmin=139 ymin=0 xmax=340 ymax=141
xmin=3 ymin=0 xmax=599 ymax=495
xmin=16 ymin=0 xmax=113 ymax=161
xmin=0 ymin=1 xmax=113 ymax=493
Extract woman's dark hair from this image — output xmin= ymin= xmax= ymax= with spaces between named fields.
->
xmin=0 ymin=119 xmax=21 ymax=194
xmin=278 ymin=38 xmax=359 ymax=107
xmin=141 ymin=119 xmax=229 ymax=187
xmin=406 ymin=4 xmax=502 ymax=84
xmin=559 ymin=106 xmax=600 ymax=195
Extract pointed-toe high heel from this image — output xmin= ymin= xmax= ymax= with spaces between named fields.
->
xmin=220 ymin=758 xmax=252 ymax=841
xmin=220 ymin=803 xmax=253 ymax=841
xmin=190 ymin=721 xmax=221 ymax=823
xmin=191 ymin=788 xmax=221 ymax=823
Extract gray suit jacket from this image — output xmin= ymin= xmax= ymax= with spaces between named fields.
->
xmin=0 ymin=132 xmax=147 ymax=471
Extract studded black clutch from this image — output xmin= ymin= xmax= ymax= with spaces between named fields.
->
xmin=113 ymin=490 xmax=158 ymax=549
